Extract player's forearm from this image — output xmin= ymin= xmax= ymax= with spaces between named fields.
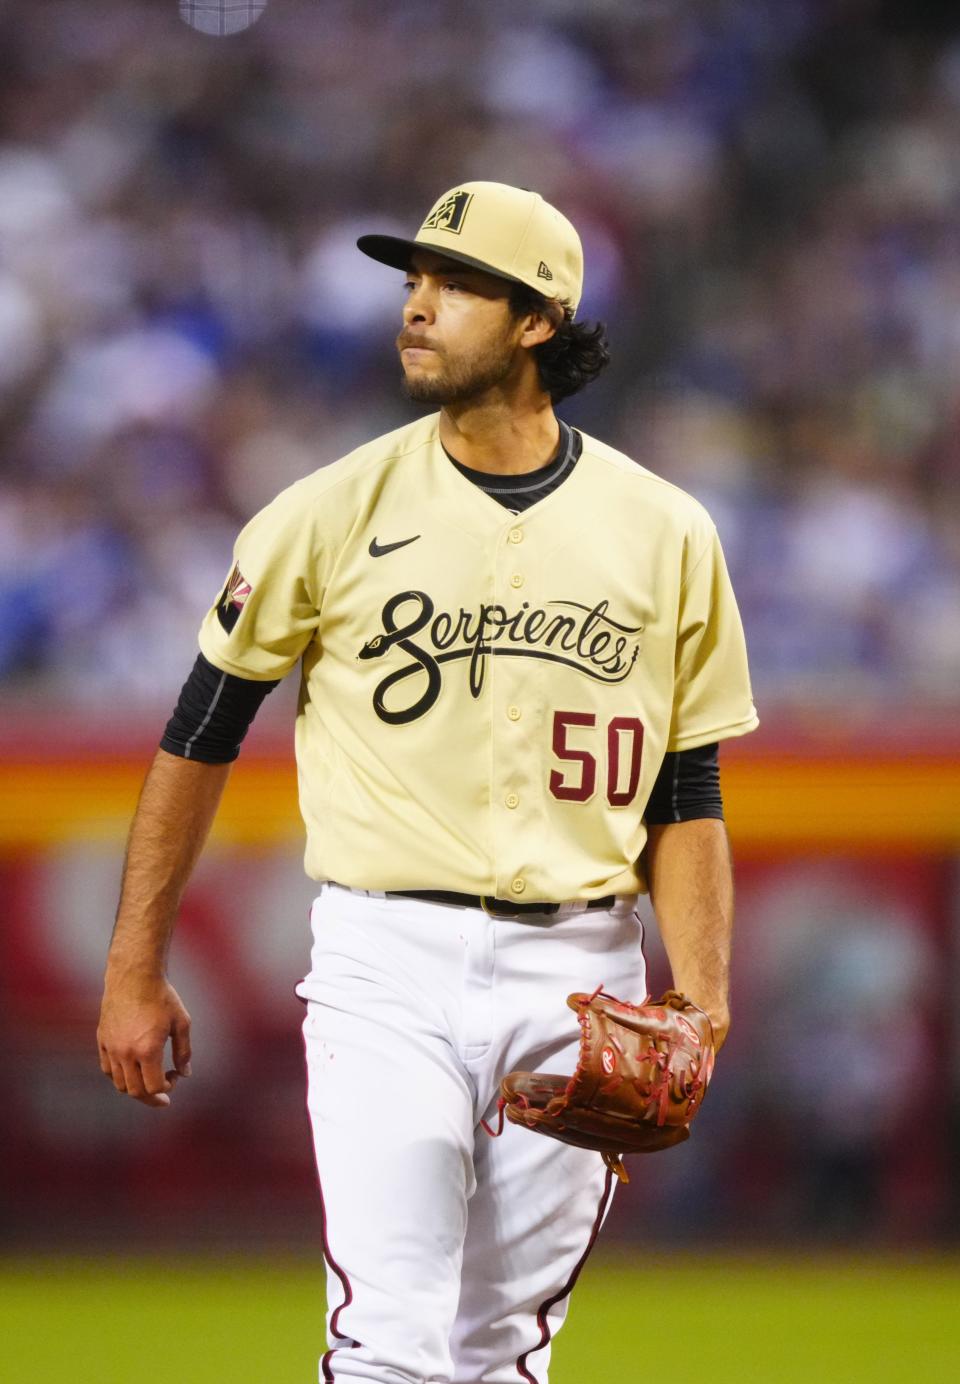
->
xmin=645 ymin=818 xmax=733 ymax=1048
xmin=106 ymin=748 xmax=231 ymax=980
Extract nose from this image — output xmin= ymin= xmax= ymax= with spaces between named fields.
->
xmin=403 ymin=279 xmax=436 ymax=326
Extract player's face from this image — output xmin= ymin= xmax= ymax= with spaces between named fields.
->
xmin=397 ymin=252 xmax=527 ymax=405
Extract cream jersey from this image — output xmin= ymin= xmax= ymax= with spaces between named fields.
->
xmin=198 ymin=412 xmax=758 ymax=901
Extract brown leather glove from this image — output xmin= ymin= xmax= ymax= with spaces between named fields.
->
xmin=500 ymin=988 xmax=715 ymax=1183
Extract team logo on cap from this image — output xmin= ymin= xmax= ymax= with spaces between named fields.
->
xmin=421 ymin=190 xmax=473 ymax=235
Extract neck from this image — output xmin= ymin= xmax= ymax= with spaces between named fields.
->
xmin=438 ymin=392 xmax=560 ymax=475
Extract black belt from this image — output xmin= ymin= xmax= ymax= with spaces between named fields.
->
xmin=386 ymin=889 xmax=616 ymax=917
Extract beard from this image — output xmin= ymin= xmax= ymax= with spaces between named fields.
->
xmin=400 ymin=336 xmax=516 ymax=405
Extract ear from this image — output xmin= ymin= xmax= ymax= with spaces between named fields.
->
xmin=517 ymin=301 xmax=564 ymax=351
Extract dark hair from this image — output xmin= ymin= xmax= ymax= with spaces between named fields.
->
xmin=509 ymin=284 xmax=611 ymax=403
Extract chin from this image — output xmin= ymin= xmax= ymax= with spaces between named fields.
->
xmin=401 ymin=372 xmax=451 ymax=405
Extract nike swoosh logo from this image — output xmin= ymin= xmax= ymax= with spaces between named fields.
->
xmin=369 ymin=534 xmax=421 ymax=558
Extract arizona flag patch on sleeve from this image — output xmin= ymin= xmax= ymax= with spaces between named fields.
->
xmin=217 ymin=564 xmax=252 ymax=633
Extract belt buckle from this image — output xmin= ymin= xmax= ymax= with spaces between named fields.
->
xmin=480 ymin=895 xmax=518 ymax=918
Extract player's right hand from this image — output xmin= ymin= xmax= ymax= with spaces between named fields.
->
xmin=97 ymin=974 xmax=192 ymax=1109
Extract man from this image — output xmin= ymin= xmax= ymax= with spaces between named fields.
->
xmin=98 ymin=181 xmax=758 ymax=1384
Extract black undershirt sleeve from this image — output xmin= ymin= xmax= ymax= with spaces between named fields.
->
xmin=160 ymin=653 xmax=280 ymax=764
xmin=645 ymin=742 xmax=724 ymax=823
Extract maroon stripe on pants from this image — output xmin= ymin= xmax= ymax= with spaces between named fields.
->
xmin=302 ymin=1022 xmax=358 ymax=1382
xmin=515 ymin=1167 xmax=615 ymax=1384
xmin=318 ymin=1167 xmax=357 ymax=1382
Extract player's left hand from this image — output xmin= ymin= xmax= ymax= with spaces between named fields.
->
xmin=706 ymin=1005 xmax=730 ymax=1051
xmin=499 ymin=987 xmax=716 ymax=1183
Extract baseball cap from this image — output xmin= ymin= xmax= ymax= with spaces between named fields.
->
xmin=357 ymin=181 xmax=584 ymax=314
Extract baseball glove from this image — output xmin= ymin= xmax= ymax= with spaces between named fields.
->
xmin=499 ymin=987 xmax=715 ymax=1183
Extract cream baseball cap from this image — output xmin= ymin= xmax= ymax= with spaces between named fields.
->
xmin=357 ymin=181 xmax=584 ymax=313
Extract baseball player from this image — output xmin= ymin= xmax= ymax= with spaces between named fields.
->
xmin=98 ymin=181 xmax=758 ymax=1384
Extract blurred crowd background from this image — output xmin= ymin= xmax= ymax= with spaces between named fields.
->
xmin=1 ymin=0 xmax=959 ymax=1259
xmin=1 ymin=0 xmax=959 ymax=707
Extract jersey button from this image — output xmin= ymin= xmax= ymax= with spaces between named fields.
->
xmin=505 ymin=792 xmax=520 ymax=809
xmin=507 ymin=705 xmax=521 ymax=721
xmin=510 ymin=573 xmax=524 ymax=588
xmin=511 ymin=877 xmax=526 ymax=894
xmin=508 ymin=528 xmax=523 ymax=544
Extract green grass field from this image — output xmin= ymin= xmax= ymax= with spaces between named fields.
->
xmin=3 ymin=1252 xmax=958 ymax=1383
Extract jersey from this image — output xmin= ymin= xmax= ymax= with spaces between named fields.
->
xmin=197 ymin=411 xmax=759 ymax=901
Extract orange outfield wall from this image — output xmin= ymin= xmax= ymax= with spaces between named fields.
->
xmin=1 ymin=716 xmax=956 ymax=1249
xmin=2 ymin=717 xmax=959 ymax=852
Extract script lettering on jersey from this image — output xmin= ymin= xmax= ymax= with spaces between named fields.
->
xmin=358 ymin=590 xmax=643 ymax=725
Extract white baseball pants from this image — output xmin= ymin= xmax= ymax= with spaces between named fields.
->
xmin=296 ymin=883 xmax=644 ymax=1384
